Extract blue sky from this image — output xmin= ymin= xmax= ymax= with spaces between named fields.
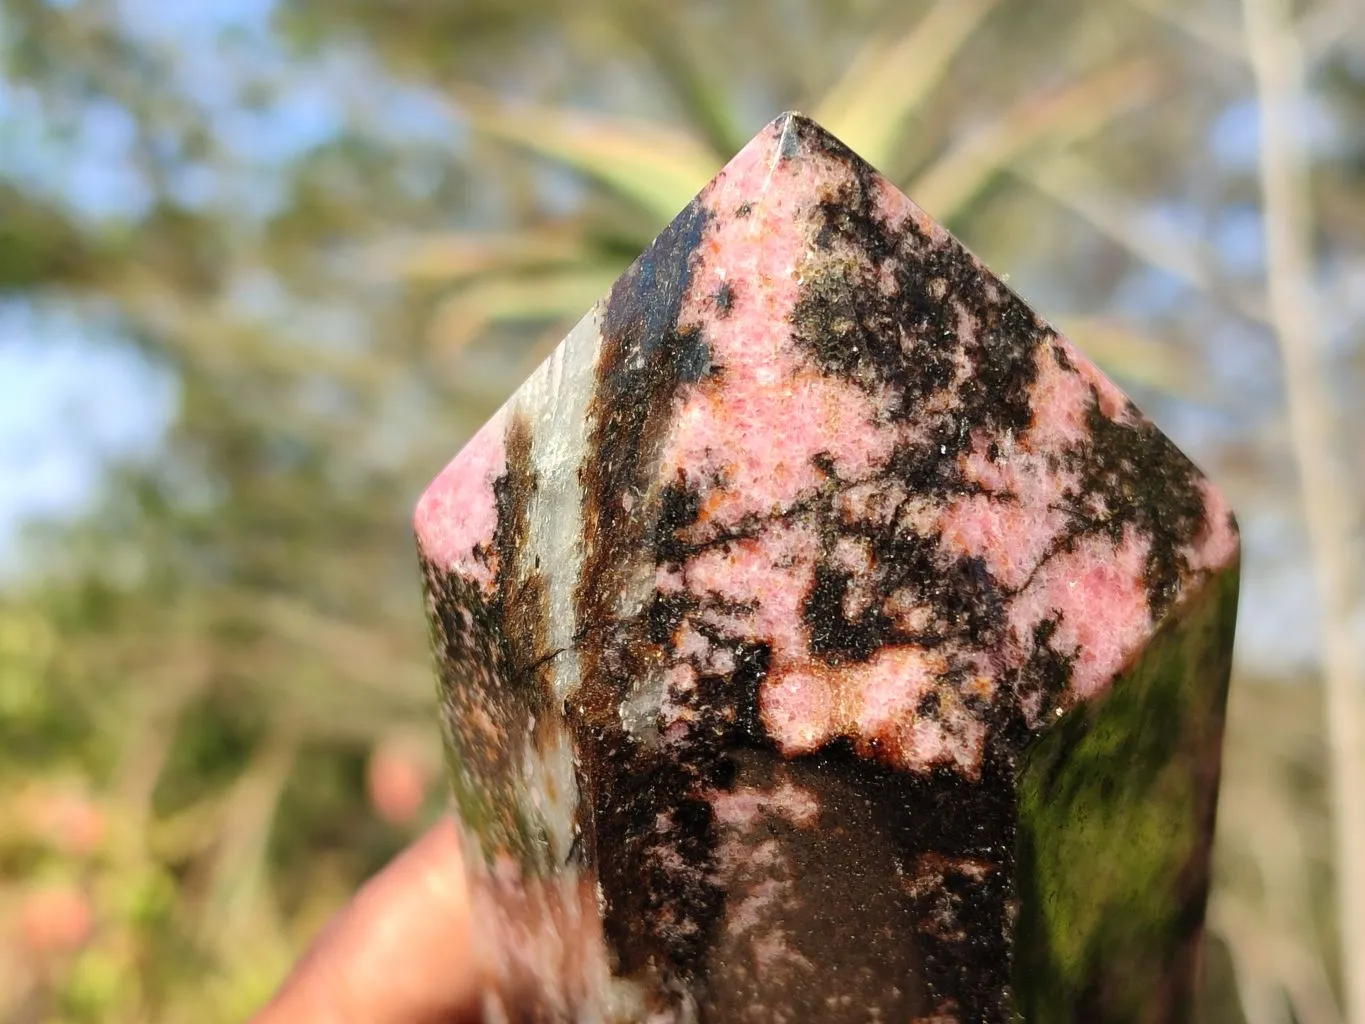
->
xmin=0 ymin=0 xmax=276 ymax=569
xmin=0 ymin=0 xmax=458 ymax=571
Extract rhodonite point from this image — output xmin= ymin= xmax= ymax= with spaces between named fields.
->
xmin=415 ymin=112 xmax=1239 ymax=1023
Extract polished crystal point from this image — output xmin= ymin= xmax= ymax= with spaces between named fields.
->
xmin=415 ymin=112 xmax=1239 ymax=1023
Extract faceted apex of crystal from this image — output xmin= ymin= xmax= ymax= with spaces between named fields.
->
xmin=415 ymin=112 xmax=1239 ymax=1023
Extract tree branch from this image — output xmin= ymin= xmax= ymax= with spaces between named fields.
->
xmin=1241 ymin=1 xmax=1365 ymax=1020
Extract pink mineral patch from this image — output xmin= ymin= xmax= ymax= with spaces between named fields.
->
xmin=938 ymin=490 xmax=1068 ymax=593
xmin=710 ymin=782 xmax=821 ymax=830
xmin=1010 ymin=526 xmax=1154 ymax=699
xmin=1026 ymin=341 xmax=1104 ymax=451
xmin=664 ymin=370 xmax=895 ymax=531
xmin=752 ymin=929 xmax=814 ymax=973
xmin=849 ymin=647 xmax=988 ymax=775
xmin=848 ymin=647 xmax=943 ymax=740
xmin=759 ymin=645 xmax=991 ymax=777
xmin=1054 ymin=335 xmax=1134 ymax=424
xmin=661 ymin=134 xmax=904 ymax=536
xmin=414 ymin=406 xmax=507 ymax=594
xmin=684 ymin=521 xmax=818 ymax=661
xmin=871 ymin=170 xmax=946 ymax=245
xmin=1186 ymin=479 xmax=1240 ymax=574
xmin=727 ymin=877 xmax=786 ymax=934
xmin=760 ymin=668 xmax=836 ymax=755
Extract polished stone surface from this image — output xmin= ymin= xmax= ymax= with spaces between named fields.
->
xmin=415 ymin=112 xmax=1240 ymax=1023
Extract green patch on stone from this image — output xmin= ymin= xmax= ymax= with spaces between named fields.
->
xmin=1012 ymin=564 xmax=1239 ymax=1023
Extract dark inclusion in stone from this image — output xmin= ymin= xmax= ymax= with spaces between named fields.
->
xmin=414 ymin=113 xmax=1240 ymax=1023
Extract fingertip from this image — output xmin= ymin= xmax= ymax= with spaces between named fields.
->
xmin=253 ymin=816 xmax=480 ymax=1024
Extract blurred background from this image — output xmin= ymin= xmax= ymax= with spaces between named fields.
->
xmin=0 ymin=0 xmax=1361 ymax=1021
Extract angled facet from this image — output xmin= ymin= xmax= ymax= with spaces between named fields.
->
xmin=415 ymin=113 xmax=1239 ymax=1023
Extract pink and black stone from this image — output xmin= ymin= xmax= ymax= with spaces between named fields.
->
xmin=415 ymin=113 xmax=1239 ymax=1023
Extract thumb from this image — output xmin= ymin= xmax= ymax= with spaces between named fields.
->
xmin=252 ymin=817 xmax=480 ymax=1024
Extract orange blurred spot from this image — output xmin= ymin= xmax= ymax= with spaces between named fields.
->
xmin=39 ymin=791 xmax=107 ymax=857
xmin=20 ymin=886 xmax=93 ymax=955
xmin=367 ymin=742 xmax=431 ymax=826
